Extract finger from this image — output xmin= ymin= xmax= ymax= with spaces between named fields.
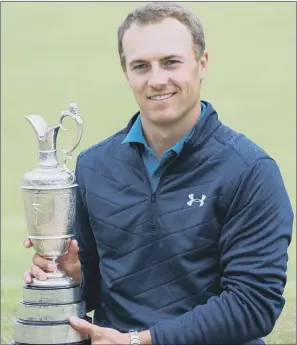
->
xmin=65 ymin=237 xmax=77 ymax=250
xmin=31 ymin=265 xmax=48 ymax=281
xmin=68 ymin=316 xmax=100 ymax=338
xmin=32 ymin=254 xmax=57 ymax=272
xmin=69 ymin=239 xmax=79 ymax=251
xmin=23 ymin=239 xmax=33 ymax=248
xmin=24 ymin=270 xmax=33 ymax=284
xmin=65 ymin=237 xmax=71 ymax=249
xmin=67 ymin=239 xmax=79 ymax=264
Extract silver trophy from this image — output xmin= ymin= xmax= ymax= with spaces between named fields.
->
xmin=12 ymin=104 xmax=89 ymax=345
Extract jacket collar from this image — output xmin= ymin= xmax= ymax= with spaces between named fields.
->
xmin=123 ymin=101 xmax=221 ymax=152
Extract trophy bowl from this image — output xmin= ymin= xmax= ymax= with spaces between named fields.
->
xmin=29 ymin=235 xmax=70 ymax=259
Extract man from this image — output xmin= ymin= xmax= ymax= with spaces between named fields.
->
xmin=24 ymin=2 xmax=293 ymax=345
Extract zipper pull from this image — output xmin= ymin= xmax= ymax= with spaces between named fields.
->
xmin=151 ymin=193 xmax=156 ymax=202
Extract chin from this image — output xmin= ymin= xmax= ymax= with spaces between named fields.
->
xmin=147 ymin=108 xmax=182 ymax=125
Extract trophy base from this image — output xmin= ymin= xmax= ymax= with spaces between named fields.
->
xmin=11 ymin=341 xmax=90 ymax=345
xmin=13 ymin=319 xmax=90 ymax=344
xmin=31 ymin=276 xmax=77 ymax=288
xmin=18 ymin=300 xmax=86 ymax=321
xmin=23 ymin=282 xmax=82 ymax=305
xmin=12 ymin=280 xmax=89 ymax=345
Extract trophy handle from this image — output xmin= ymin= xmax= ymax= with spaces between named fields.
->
xmin=58 ymin=103 xmax=83 ymax=174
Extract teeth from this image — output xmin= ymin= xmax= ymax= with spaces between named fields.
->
xmin=150 ymin=93 xmax=174 ymax=101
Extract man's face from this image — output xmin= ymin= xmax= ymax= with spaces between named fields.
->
xmin=122 ymin=17 xmax=208 ymax=126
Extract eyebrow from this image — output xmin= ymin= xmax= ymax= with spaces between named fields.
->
xmin=129 ymin=55 xmax=184 ymax=67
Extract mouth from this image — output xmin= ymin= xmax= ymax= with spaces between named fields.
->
xmin=148 ymin=92 xmax=177 ymax=101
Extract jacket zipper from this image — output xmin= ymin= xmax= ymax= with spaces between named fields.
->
xmin=134 ymin=147 xmax=180 ymax=231
xmin=134 ymin=148 xmax=158 ymax=231
xmin=149 ymin=193 xmax=156 ymax=229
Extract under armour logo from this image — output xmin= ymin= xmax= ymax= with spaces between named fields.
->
xmin=187 ymin=194 xmax=206 ymax=207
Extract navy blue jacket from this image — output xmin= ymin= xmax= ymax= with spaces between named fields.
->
xmin=74 ymin=102 xmax=293 ymax=345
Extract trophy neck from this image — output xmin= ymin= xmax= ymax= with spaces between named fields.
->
xmin=38 ymin=126 xmax=60 ymax=151
xmin=38 ymin=150 xmax=59 ymax=168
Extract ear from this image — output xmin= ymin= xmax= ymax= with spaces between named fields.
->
xmin=199 ymin=49 xmax=209 ymax=80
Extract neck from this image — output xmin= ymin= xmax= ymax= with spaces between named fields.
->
xmin=140 ymin=101 xmax=202 ymax=158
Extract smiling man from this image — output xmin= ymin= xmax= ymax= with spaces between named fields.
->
xmin=24 ymin=2 xmax=293 ymax=345
xmin=121 ymin=15 xmax=208 ymax=159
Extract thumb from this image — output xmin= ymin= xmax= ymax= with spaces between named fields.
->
xmin=23 ymin=238 xmax=33 ymax=248
xmin=67 ymin=240 xmax=79 ymax=264
xmin=68 ymin=316 xmax=94 ymax=336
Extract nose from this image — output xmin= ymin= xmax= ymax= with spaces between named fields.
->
xmin=147 ymin=67 xmax=168 ymax=89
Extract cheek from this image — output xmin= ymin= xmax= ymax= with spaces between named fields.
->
xmin=129 ymin=78 xmax=146 ymax=98
xmin=186 ymin=72 xmax=201 ymax=95
xmin=173 ymin=68 xmax=199 ymax=94
xmin=126 ymin=71 xmax=145 ymax=88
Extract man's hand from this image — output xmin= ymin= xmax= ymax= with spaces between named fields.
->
xmin=68 ymin=316 xmax=130 ymax=344
xmin=23 ymin=238 xmax=82 ymax=284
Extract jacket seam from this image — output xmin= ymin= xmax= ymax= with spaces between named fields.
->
xmin=81 ymin=187 xmax=118 ymax=207
xmin=111 ymin=243 xmax=211 ymax=285
xmin=78 ymin=130 xmax=127 ymax=159
xmin=221 ymin=156 xmax=275 ymax=224
xmin=77 ymin=165 xmax=124 ymax=187
xmin=133 ymin=258 xmax=217 ymax=299
xmin=112 ymin=155 xmax=144 ymax=174
xmin=102 ymin=220 xmax=216 ymax=264
xmin=213 ymin=134 xmax=269 ymax=167
xmin=130 ymin=278 xmax=215 ymax=318
xmin=89 ymin=213 xmax=147 ymax=239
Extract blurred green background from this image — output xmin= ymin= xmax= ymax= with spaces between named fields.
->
xmin=1 ymin=2 xmax=296 ymax=344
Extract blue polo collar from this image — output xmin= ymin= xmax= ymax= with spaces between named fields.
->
xmin=122 ymin=102 xmax=206 ymax=155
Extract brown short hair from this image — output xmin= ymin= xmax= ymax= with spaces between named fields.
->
xmin=118 ymin=2 xmax=206 ymax=70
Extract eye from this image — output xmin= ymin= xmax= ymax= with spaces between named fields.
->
xmin=164 ymin=59 xmax=180 ymax=66
xmin=133 ymin=64 xmax=147 ymax=71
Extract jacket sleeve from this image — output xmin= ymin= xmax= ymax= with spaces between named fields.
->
xmin=150 ymin=158 xmax=293 ymax=345
xmin=74 ymin=159 xmax=101 ymax=313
